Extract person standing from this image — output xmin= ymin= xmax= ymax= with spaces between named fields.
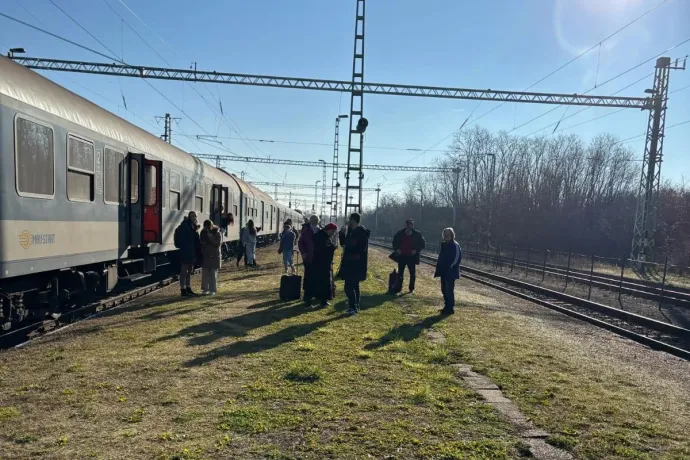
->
xmin=434 ymin=228 xmax=462 ymax=315
xmin=174 ymin=211 xmax=201 ymax=297
xmin=311 ymin=223 xmax=339 ymax=307
xmin=338 ymin=213 xmax=370 ymax=315
xmin=279 ymin=222 xmax=297 ymax=274
xmin=298 ymin=215 xmax=321 ymax=305
xmin=242 ymin=220 xmax=258 ymax=267
xmin=392 ymin=218 xmax=426 ymax=294
xmin=200 ymin=219 xmax=222 ymax=295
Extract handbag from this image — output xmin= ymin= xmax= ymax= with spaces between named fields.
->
xmin=389 ymin=251 xmax=401 ymax=263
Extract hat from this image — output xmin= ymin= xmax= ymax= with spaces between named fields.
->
xmin=406 ymin=218 xmax=414 ymax=224
xmin=323 ymin=223 xmax=339 ymax=232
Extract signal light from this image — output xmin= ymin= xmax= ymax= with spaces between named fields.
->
xmin=356 ymin=117 xmax=368 ymax=134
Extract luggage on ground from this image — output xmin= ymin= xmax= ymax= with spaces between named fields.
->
xmin=388 ymin=269 xmax=401 ymax=294
xmin=280 ymin=251 xmax=302 ymax=300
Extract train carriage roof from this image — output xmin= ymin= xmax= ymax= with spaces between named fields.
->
xmin=0 ymin=56 xmax=246 ymax=193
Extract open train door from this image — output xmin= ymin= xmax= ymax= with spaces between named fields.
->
xmin=210 ymin=184 xmax=230 ymax=227
xmin=128 ymin=153 xmax=163 ymax=247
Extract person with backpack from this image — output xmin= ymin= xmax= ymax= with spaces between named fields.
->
xmin=434 ymin=227 xmax=462 ymax=315
xmin=174 ymin=212 xmax=201 ymax=297
xmin=392 ymin=218 xmax=426 ymax=294
xmin=200 ymin=219 xmax=222 ymax=295
xmin=279 ymin=222 xmax=297 ymax=274
xmin=337 ymin=213 xmax=370 ymax=315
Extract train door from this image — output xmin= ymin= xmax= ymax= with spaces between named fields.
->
xmin=211 ymin=184 xmax=222 ymax=226
xmin=128 ymin=153 xmax=163 ymax=246
xmin=260 ymin=201 xmax=265 ymax=231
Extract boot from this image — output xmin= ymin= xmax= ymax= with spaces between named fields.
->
xmin=180 ymin=289 xmax=188 ymax=297
xmin=186 ymin=287 xmax=199 ymax=297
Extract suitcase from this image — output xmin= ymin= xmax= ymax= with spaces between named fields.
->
xmin=388 ymin=269 xmax=402 ymax=295
xmin=280 ymin=251 xmax=302 ymax=301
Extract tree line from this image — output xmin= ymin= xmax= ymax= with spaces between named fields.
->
xmin=361 ymin=126 xmax=690 ymax=265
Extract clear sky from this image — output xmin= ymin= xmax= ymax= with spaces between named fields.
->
xmin=2 ymin=0 xmax=689 ymax=211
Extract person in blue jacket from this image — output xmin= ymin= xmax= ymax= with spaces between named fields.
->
xmin=434 ymin=227 xmax=462 ymax=314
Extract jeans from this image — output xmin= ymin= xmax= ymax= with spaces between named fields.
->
xmin=441 ymin=276 xmax=456 ymax=311
xmin=236 ymin=245 xmax=246 ymax=265
xmin=397 ymin=257 xmax=416 ymax=291
xmin=245 ymin=242 xmax=257 ymax=265
xmin=344 ymin=278 xmax=361 ymax=310
xmin=282 ymin=249 xmax=294 ymax=267
xmin=180 ymin=264 xmax=193 ymax=289
xmin=202 ymin=267 xmax=218 ymax=293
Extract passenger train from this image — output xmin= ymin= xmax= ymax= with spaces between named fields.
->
xmin=0 ymin=56 xmax=302 ymax=330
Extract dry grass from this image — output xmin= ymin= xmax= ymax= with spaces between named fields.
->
xmin=0 ymin=247 xmax=521 ymax=459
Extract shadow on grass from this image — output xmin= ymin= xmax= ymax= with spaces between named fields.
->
xmin=364 ymin=314 xmax=446 ymax=350
xmin=330 ymin=293 xmax=395 ymax=314
xmin=153 ymin=297 xmax=310 ymax=347
xmin=183 ymin=315 xmax=343 ymax=367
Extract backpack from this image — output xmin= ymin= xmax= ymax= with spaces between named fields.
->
xmin=174 ymin=224 xmax=183 ymax=249
xmin=388 ymin=269 xmax=401 ymax=295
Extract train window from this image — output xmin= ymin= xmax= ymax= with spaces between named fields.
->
xmin=144 ymin=165 xmax=157 ymax=206
xmin=67 ymin=135 xmax=95 ymax=202
xmin=130 ymin=159 xmax=139 ymax=203
xmin=195 ymin=181 xmax=204 ymax=213
xmin=233 ymin=205 xmax=238 ymax=218
xmin=15 ymin=116 xmax=55 ymax=198
xmin=169 ymin=171 xmax=181 ymax=211
xmin=104 ymin=147 xmax=125 ymax=204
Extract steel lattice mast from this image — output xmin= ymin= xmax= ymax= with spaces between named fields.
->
xmin=631 ymin=57 xmax=686 ymax=262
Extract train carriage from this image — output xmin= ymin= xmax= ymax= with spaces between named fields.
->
xmin=0 ymin=56 xmax=297 ymax=330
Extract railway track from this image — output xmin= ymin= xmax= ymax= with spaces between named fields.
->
xmin=370 ymin=241 xmax=690 ymax=361
xmin=460 ymin=249 xmax=690 ymax=307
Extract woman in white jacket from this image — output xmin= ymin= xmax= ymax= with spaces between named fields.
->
xmin=242 ymin=220 xmax=259 ymax=266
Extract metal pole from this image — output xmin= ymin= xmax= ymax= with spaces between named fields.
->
xmin=618 ymin=256 xmax=625 ymax=302
xmin=588 ymin=253 xmax=595 ymax=300
xmin=658 ymin=256 xmax=669 ymax=309
xmin=542 ymin=250 xmax=548 ymax=282
xmin=511 ymin=246 xmax=516 ymax=273
xmin=487 ymin=153 xmax=495 ymax=244
xmin=418 ymin=188 xmax=423 ymax=224
xmin=374 ymin=185 xmax=381 ymax=236
xmin=526 ymin=247 xmax=531 ymax=276
xmin=565 ymin=250 xmax=572 ymax=291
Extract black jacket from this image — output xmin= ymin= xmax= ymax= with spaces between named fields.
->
xmin=311 ymin=230 xmax=337 ymax=300
xmin=392 ymin=229 xmax=426 ymax=265
xmin=337 ymin=225 xmax=371 ymax=281
xmin=434 ymin=240 xmax=462 ymax=280
xmin=174 ymin=219 xmax=201 ymax=265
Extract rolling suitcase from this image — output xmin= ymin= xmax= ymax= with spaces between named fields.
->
xmin=280 ymin=251 xmax=302 ymax=301
xmin=388 ymin=269 xmax=402 ymax=295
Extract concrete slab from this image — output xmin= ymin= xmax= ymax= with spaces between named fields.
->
xmin=521 ymin=428 xmax=550 ymax=439
xmin=476 ymin=389 xmax=512 ymax=403
xmin=526 ymin=438 xmax=574 ymax=460
xmin=449 ymin=364 xmax=473 ymax=377
xmin=426 ymin=330 xmax=446 ymax=344
xmin=462 ymin=375 xmax=499 ymax=390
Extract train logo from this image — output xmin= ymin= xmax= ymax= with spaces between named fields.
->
xmin=19 ymin=230 xmax=56 ymax=249
xmin=19 ymin=231 xmax=32 ymax=249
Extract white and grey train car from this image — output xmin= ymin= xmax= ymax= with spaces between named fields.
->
xmin=0 ymin=56 xmax=301 ymax=329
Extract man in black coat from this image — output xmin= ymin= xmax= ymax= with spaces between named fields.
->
xmin=337 ymin=213 xmax=370 ymax=315
xmin=392 ymin=218 xmax=426 ymax=294
xmin=310 ymin=223 xmax=339 ymax=307
xmin=174 ymin=211 xmax=201 ymax=297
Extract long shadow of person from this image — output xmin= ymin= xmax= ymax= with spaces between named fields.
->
xmin=364 ymin=314 xmax=446 ymax=351
xmin=184 ymin=315 xmax=344 ymax=367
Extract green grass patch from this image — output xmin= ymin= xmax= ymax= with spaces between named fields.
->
xmin=0 ymin=406 xmax=20 ymax=420
xmin=283 ymin=361 xmax=323 ymax=383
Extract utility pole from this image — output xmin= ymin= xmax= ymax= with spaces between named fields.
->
xmin=631 ymin=57 xmax=686 ymax=263
xmin=452 ymin=166 xmax=460 ymax=228
xmin=487 ymin=153 xmax=496 ymax=244
xmin=155 ymin=113 xmax=179 ymax=144
xmin=319 ymin=159 xmax=327 ymax=222
xmin=331 ymin=115 xmax=348 ymax=222
xmin=418 ymin=188 xmax=423 ymax=225
xmin=289 ymin=191 xmax=292 ymax=209
xmin=344 ymin=0 xmax=367 ymax=215
xmin=240 ymin=171 xmax=245 ymax=181
xmin=314 ymin=180 xmax=321 ymax=216
xmin=374 ymin=184 xmax=381 ymax=236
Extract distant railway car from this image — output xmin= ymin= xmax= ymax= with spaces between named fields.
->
xmin=0 ymin=56 xmax=300 ymax=330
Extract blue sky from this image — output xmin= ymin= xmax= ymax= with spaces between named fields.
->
xmin=2 ymin=0 xmax=689 ymax=211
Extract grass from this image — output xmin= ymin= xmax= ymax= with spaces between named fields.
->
xmin=0 ymin=246 xmax=523 ymax=458
xmin=3 ymin=245 xmax=688 ymax=458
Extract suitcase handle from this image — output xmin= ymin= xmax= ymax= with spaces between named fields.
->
xmin=293 ymin=250 xmax=300 ymax=275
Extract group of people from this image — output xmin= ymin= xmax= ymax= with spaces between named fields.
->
xmin=391 ymin=219 xmax=462 ymax=314
xmin=174 ymin=211 xmax=223 ymax=297
xmin=174 ymin=209 xmax=462 ymax=315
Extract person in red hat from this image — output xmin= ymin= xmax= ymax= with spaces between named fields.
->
xmin=309 ymin=223 xmax=339 ymax=307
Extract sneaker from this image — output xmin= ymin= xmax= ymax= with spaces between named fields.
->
xmin=439 ymin=308 xmax=455 ymax=315
xmin=345 ymin=308 xmax=356 ymax=315
xmin=202 ymin=291 xmax=210 ymax=296
xmin=210 ymin=292 xmax=217 ymax=296
xmin=186 ymin=288 xmax=199 ymax=297
xmin=319 ymin=301 xmax=331 ymax=307
xmin=409 ymin=289 xmax=415 ymax=295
